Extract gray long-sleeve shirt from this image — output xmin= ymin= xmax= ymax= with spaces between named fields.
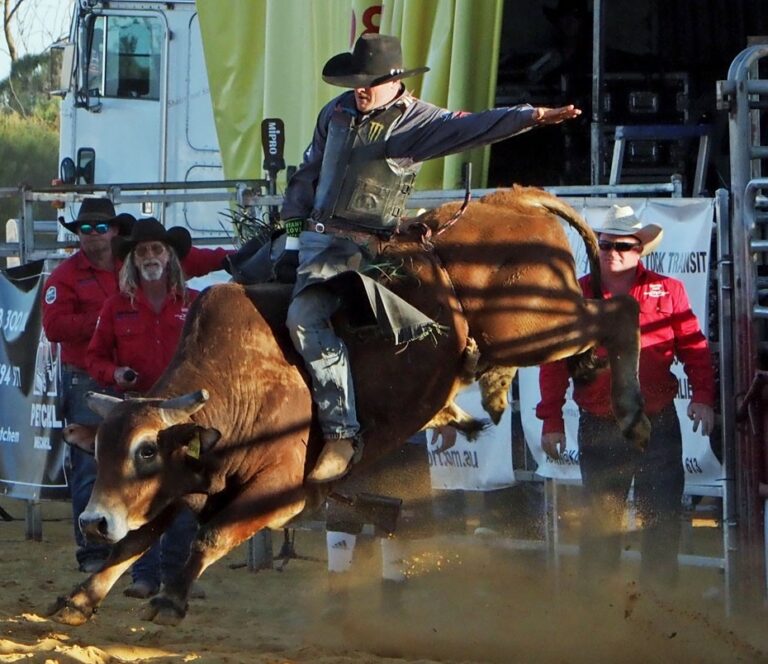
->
xmin=280 ymin=88 xmax=537 ymax=220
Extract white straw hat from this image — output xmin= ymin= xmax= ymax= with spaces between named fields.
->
xmin=596 ymin=205 xmax=663 ymax=257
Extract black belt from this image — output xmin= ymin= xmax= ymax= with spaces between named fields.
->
xmin=304 ymin=219 xmax=395 ymax=239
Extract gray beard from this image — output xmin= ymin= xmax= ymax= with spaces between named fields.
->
xmin=140 ymin=264 xmax=164 ymax=281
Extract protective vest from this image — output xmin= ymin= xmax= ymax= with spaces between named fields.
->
xmin=311 ymin=97 xmax=421 ymax=231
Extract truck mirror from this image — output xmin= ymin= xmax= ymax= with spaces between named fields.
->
xmin=77 ymin=148 xmax=96 ymax=184
xmin=60 ymin=158 xmax=77 ymax=185
xmin=49 ymin=42 xmax=75 ymax=97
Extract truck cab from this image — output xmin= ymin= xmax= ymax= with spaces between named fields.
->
xmin=52 ymin=0 xmax=225 ymax=232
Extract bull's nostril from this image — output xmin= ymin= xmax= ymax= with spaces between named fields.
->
xmin=79 ymin=514 xmax=110 ymax=542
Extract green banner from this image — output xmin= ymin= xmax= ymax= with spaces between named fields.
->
xmin=381 ymin=0 xmax=503 ymax=189
xmin=197 ymin=0 xmax=502 ymax=190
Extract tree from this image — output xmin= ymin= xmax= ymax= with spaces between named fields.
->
xmin=2 ymin=0 xmax=71 ymax=77
xmin=3 ymin=0 xmax=21 ymax=63
xmin=0 ymin=51 xmax=57 ymax=123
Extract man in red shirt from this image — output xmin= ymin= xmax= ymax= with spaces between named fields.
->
xmin=43 ymin=198 xmax=229 ymax=573
xmin=536 ymin=204 xmax=715 ymax=589
xmin=86 ymin=218 xmax=200 ymax=598
xmin=87 ymin=221 xmax=198 ymax=394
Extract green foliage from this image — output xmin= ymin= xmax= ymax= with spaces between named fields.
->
xmin=0 ymin=113 xmax=59 ymax=232
xmin=0 ymin=52 xmax=59 ymax=126
xmin=218 ymin=205 xmax=277 ymax=248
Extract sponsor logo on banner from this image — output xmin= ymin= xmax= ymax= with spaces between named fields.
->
xmin=34 ymin=436 xmax=52 ymax=450
xmin=33 ymin=334 xmax=59 ymax=397
xmin=0 ymin=261 xmax=68 ymax=499
xmin=0 ymin=427 xmax=20 ymax=443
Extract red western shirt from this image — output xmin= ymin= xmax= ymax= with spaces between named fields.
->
xmin=536 ymin=263 xmax=715 ymax=435
xmin=42 ymin=246 xmax=228 ymax=370
xmin=86 ymin=288 xmax=199 ymax=393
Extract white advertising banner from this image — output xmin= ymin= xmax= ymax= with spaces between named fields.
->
xmin=518 ymin=198 xmax=723 ymax=488
xmin=428 ymin=381 xmax=514 ymax=491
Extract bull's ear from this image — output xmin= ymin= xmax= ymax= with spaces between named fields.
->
xmin=199 ymin=428 xmax=221 ymax=453
xmin=184 ymin=426 xmax=221 ymax=460
xmin=198 ymin=428 xmax=221 ymax=455
xmin=86 ymin=391 xmax=123 ymax=418
xmin=62 ymin=423 xmax=97 ymax=455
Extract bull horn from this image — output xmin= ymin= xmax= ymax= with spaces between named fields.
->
xmin=158 ymin=389 xmax=210 ymax=425
xmin=85 ymin=391 xmax=123 ymax=419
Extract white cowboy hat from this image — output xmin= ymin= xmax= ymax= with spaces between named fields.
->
xmin=596 ymin=205 xmax=664 ymax=257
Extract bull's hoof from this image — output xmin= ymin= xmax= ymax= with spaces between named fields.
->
xmin=483 ymin=406 xmax=504 ymax=426
xmin=478 ymin=366 xmax=515 ymax=424
xmin=46 ymin=596 xmax=94 ymax=626
xmin=140 ymin=594 xmax=187 ymax=625
xmin=457 ymin=418 xmax=491 ymax=441
xmin=624 ymin=413 xmax=652 ymax=451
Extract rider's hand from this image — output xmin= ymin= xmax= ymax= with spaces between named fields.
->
xmin=532 ymin=105 xmax=582 ymax=125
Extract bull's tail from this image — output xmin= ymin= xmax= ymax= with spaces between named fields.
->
xmin=536 ymin=195 xmax=602 ymax=299
xmin=532 ymin=191 xmax=606 ymax=384
xmin=476 ymin=186 xmax=608 ymax=383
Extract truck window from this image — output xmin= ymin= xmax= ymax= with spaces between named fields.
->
xmin=88 ymin=15 xmax=162 ymax=101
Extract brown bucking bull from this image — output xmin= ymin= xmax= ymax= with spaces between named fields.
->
xmin=49 ymin=186 xmax=649 ymax=625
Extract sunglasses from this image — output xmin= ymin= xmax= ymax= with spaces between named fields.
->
xmin=78 ymin=222 xmax=111 ymax=235
xmin=598 ymin=240 xmax=642 ymax=253
xmin=134 ymin=242 xmax=167 ymax=258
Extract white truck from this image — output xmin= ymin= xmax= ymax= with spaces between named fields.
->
xmin=50 ymin=0 xmax=263 ymax=235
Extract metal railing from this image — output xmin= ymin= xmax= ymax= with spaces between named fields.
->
xmin=718 ymin=40 xmax=768 ymax=605
xmin=1 ymin=177 xmax=687 ymax=267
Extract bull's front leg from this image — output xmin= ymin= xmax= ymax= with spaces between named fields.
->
xmin=597 ymin=295 xmax=651 ymax=449
xmin=47 ymin=508 xmax=177 ymax=625
xmin=142 ymin=480 xmax=306 ymax=626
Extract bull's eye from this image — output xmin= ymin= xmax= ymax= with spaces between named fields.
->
xmin=137 ymin=444 xmax=158 ymax=461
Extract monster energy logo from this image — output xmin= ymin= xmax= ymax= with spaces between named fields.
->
xmin=367 ymin=121 xmax=385 ymax=142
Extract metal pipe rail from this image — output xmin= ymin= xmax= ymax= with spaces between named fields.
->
xmin=36 ymin=178 xmax=271 ymax=193
xmin=407 ymin=180 xmax=682 ymax=209
xmin=2 ymin=178 xmax=686 ymax=266
xmin=3 ymin=180 xmax=274 ymax=265
xmin=722 ymin=39 xmax=768 ymax=607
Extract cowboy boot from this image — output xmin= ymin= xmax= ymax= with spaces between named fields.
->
xmin=307 ymin=438 xmax=356 ymax=483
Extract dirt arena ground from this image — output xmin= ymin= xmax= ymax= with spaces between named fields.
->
xmin=1 ymin=496 xmax=767 ymax=664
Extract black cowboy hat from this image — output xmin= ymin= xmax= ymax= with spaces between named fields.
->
xmin=112 ymin=218 xmax=192 ymax=261
xmin=322 ymin=33 xmax=429 ymax=88
xmin=543 ymin=0 xmax=590 ymax=23
xmin=58 ymin=197 xmax=134 ymax=236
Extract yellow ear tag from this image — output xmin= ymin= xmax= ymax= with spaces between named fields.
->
xmin=187 ymin=432 xmax=201 ymax=459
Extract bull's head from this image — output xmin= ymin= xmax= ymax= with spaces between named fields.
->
xmin=77 ymin=389 xmax=221 ymax=544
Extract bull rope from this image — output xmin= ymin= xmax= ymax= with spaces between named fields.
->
xmin=434 ymin=162 xmax=473 ymax=237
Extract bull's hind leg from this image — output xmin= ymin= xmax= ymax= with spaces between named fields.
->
xmin=591 ymin=295 xmax=651 ymax=449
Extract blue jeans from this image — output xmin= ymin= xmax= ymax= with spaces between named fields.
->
xmin=131 ymin=507 xmax=198 ymax=587
xmin=578 ymin=403 xmax=684 ymax=587
xmin=61 ymin=366 xmax=112 ymax=566
xmin=286 ymin=286 xmax=360 ymax=440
